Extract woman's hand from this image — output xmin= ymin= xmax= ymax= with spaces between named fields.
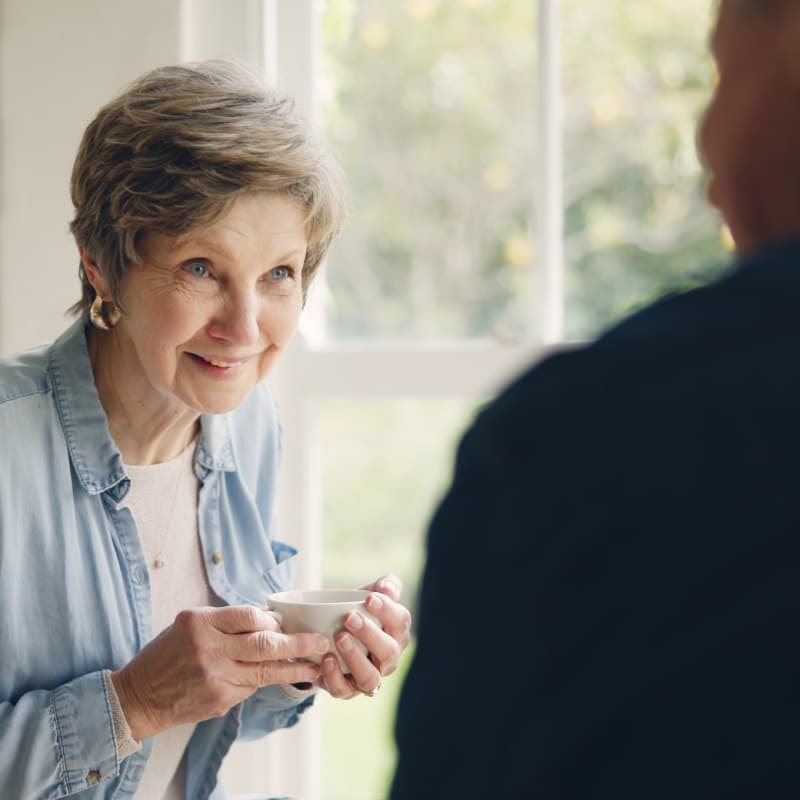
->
xmin=320 ymin=573 xmax=413 ymax=699
xmin=111 ymin=605 xmax=329 ymax=740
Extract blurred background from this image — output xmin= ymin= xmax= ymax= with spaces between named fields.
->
xmin=0 ymin=1 xmax=725 ymax=798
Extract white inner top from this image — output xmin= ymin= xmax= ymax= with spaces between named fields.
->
xmin=124 ymin=439 xmax=221 ymax=800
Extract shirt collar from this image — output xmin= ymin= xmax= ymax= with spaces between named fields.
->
xmin=197 ymin=414 xmax=236 ymax=474
xmin=48 ymin=319 xmax=236 ymax=495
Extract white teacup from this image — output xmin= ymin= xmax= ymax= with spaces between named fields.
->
xmin=267 ymin=589 xmax=379 ymax=674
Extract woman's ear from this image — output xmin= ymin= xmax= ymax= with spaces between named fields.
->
xmin=78 ymin=245 xmax=110 ymax=299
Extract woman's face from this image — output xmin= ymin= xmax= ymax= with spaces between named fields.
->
xmin=104 ymin=192 xmax=307 ymax=417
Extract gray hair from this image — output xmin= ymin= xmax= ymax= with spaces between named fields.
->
xmin=69 ymin=60 xmax=346 ymax=315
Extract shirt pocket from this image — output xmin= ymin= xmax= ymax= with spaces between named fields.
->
xmin=262 ymin=540 xmax=299 ymax=594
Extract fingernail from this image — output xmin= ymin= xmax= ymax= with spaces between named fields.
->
xmin=315 ymin=636 xmax=330 ymax=654
xmin=324 ymin=656 xmax=336 ymax=673
xmin=339 ymin=633 xmax=354 ymax=652
xmin=345 ymin=611 xmax=363 ymax=631
xmin=366 ymin=593 xmax=383 ymax=612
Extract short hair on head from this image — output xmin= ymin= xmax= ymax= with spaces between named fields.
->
xmin=69 ymin=59 xmax=346 ymax=315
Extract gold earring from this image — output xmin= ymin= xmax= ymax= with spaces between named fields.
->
xmin=89 ymin=295 xmax=121 ymax=330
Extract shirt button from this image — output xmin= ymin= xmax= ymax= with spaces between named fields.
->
xmin=86 ymin=769 xmax=101 ymax=784
xmin=131 ymin=565 xmax=146 ymax=585
xmin=211 ymin=552 xmax=223 ymax=565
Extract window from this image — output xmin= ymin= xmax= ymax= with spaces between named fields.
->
xmin=322 ymin=0 xmax=537 ymax=341
xmin=559 ymin=0 xmax=726 ymax=339
xmin=220 ymin=1 xmax=725 ymax=797
xmin=317 ymin=396 xmax=480 ymax=798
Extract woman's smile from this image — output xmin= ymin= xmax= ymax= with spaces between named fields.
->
xmin=185 ymin=350 xmax=261 ymax=378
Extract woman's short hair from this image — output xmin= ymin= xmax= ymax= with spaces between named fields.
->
xmin=69 ymin=60 xmax=345 ymax=315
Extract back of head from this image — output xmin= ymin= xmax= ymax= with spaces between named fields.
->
xmin=730 ymin=0 xmax=789 ymax=12
xmin=70 ymin=60 xmax=345 ymax=315
xmin=699 ymin=0 xmax=800 ymax=252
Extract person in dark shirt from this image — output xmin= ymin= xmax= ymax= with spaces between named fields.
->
xmin=390 ymin=1 xmax=800 ymax=797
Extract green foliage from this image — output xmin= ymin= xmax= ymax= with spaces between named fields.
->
xmin=318 ymin=397 xmax=479 ymax=800
xmin=323 ymin=0 xmax=538 ymax=340
xmin=320 ymin=641 xmax=416 ymax=800
xmin=322 ymin=0 xmax=727 ymax=343
xmin=319 ymin=396 xmax=481 ymax=612
xmin=561 ymin=0 xmax=727 ymax=338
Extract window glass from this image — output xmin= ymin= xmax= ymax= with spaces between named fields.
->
xmin=322 ymin=0 xmax=726 ymax=345
xmin=322 ymin=0 xmax=538 ymax=341
xmin=317 ymin=396 xmax=480 ymax=799
xmin=562 ymin=0 xmax=727 ymax=339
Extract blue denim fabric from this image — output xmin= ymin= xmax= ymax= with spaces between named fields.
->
xmin=0 ymin=319 xmax=314 ymax=799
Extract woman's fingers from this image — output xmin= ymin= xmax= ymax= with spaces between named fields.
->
xmin=319 ymin=654 xmax=360 ymax=699
xmin=225 ymin=628 xmax=330 ymax=663
xmin=333 ymin=628 xmax=384 ymax=692
xmin=364 ymin=592 xmax=412 ymax=648
xmin=206 ymin=604 xmax=280 ymax=635
xmin=360 ymin=573 xmax=403 ymax=602
xmin=114 ymin=605 xmax=330 ymax=739
xmin=240 ymin=658 xmax=322 ymax=688
xmin=315 ymin=582 xmax=414 ymax=701
xmin=341 ymin=610 xmax=403 ymax=676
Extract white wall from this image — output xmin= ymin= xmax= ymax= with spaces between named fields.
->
xmin=0 ymin=0 xmax=182 ymax=356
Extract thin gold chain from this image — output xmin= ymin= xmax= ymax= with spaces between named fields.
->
xmin=151 ymin=456 xmax=187 ymax=570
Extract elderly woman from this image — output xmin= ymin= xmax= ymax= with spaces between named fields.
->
xmin=0 ymin=61 xmax=411 ymax=799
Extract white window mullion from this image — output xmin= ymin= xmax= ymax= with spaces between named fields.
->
xmin=285 ymin=343 xmax=547 ymax=398
xmin=536 ymin=0 xmax=564 ymax=343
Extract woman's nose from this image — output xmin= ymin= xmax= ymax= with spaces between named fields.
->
xmin=209 ymin=291 xmax=261 ymax=345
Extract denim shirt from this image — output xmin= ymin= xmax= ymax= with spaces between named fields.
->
xmin=0 ymin=319 xmax=313 ymax=799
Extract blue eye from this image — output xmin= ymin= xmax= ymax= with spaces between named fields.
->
xmin=270 ymin=266 xmax=292 ymax=281
xmin=186 ymin=261 xmax=208 ymax=278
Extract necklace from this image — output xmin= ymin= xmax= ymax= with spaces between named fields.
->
xmin=152 ymin=456 xmax=187 ymax=570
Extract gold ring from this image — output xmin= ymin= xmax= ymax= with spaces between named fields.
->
xmin=363 ymin=682 xmax=381 ymax=698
